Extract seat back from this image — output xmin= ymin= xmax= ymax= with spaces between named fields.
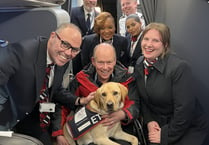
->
xmin=0 ymin=133 xmax=44 ymax=145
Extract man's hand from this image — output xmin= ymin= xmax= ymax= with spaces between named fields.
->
xmin=101 ymin=110 xmax=126 ymax=129
xmin=56 ymin=135 xmax=69 ymax=145
xmin=80 ymin=92 xmax=95 ymax=105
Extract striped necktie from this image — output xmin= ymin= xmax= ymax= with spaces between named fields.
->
xmin=143 ymin=58 xmax=157 ymax=76
xmin=39 ymin=63 xmax=53 ymax=131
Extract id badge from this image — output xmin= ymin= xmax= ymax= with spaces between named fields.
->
xmin=128 ymin=66 xmax=134 ymax=74
xmin=39 ymin=102 xmax=55 ymax=113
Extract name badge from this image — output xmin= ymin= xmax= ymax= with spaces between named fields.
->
xmin=128 ymin=66 xmax=134 ymax=73
xmin=39 ymin=102 xmax=55 ymax=112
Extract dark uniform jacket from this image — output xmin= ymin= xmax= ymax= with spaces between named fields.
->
xmin=70 ymin=6 xmax=99 ymax=37
xmin=52 ymin=62 xmax=140 ymax=137
xmin=125 ymin=34 xmax=142 ymax=67
xmin=0 ymin=37 xmax=77 ymax=130
xmin=134 ymin=53 xmax=209 ymax=145
xmin=81 ymin=33 xmax=129 ymax=68
xmin=70 ymin=6 xmax=99 ymax=75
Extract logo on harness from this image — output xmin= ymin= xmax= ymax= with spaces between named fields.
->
xmin=66 ymin=107 xmax=102 ymax=140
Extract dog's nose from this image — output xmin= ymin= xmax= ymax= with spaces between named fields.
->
xmin=107 ymin=102 xmax=113 ymax=110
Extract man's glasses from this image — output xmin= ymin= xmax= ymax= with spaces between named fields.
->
xmin=55 ymin=32 xmax=80 ymax=54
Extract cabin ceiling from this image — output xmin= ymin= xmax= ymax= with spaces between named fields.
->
xmin=0 ymin=0 xmax=64 ymax=8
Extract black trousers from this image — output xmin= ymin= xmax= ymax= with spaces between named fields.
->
xmin=13 ymin=104 xmax=52 ymax=145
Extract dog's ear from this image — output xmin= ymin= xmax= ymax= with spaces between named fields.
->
xmin=93 ymin=87 xmax=102 ymax=108
xmin=118 ymin=83 xmax=128 ymax=102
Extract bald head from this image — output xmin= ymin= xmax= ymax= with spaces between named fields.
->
xmin=92 ymin=43 xmax=117 ymax=83
xmin=93 ymin=43 xmax=116 ymax=60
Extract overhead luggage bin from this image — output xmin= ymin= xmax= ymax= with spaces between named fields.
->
xmin=0 ymin=0 xmax=70 ymax=43
xmin=0 ymin=0 xmax=66 ymax=8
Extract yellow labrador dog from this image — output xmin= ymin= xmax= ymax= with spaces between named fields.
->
xmin=63 ymin=82 xmax=138 ymax=145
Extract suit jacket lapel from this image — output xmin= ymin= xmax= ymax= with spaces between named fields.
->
xmin=79 ymin=6 xmax=88 ymax=31
xmin=35 ymin=37 xmax=47 ymax=103
xmin=127 ymin=35 xmax=132 ymax=54
xmin=132 ymin=41 xmax=141 ymax=58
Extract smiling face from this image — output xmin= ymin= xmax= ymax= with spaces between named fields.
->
xmin=94 ymin=12 xmax=116 ymax=40
xmin=120 ymin=0 xmax=137 ymax=16
xmin=99 ymin=17 xmax=115 ymax=41
xmin=83 ymin=0 xmax=97 ymax=12
xmin=92 ymin=43 xmax=116 ymax=83
xmin=141 ymin=29 xmax=164 ymax=61
xmin=126 ymin=17 xmax=142 ymax=37
xmin=47 ymin=25 xmax=82 ymax=66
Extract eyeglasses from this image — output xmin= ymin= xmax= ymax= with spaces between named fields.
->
xmin=55 ymin=32 xmax=80 ymax=54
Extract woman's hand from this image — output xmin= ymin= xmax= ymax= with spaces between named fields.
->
xmin=147 ymin=121 xmax=160 ymax=133
xmin=147 ymin=121 xmax=161 ymax=143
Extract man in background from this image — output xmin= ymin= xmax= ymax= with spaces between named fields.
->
xmin=70 ymin=0 xmax=99 ymax=37
xmin=69 ymin=0 xmax=100 ymax=77
xmin=119 ymin=0 xmax=145 ymax=36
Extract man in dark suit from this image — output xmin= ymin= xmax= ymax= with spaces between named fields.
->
xmin=0 ymin=23 xmax=93 ymax=145
xmin=70 ymin=0 xmax=99 ymax=75
xmin=70 ymin=0 xmax=99 ymax=37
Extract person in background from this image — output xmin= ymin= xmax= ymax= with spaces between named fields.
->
xmin=0 ymin=23 xmax=93 ymax=145
xmin=134 ymin=22 xmax=209 ymax=145
xmin=70 ymin=0 xmax=99 ymax=37
xmin=52 ymin=43 xmax=140 ymax=145
xmin=70 ymin=0 xmax=100 ymax=76
xmin=125 ymin=14 xmax=143 ymax=73
xmin=81 ymin=12 xmax=129 ymax=69
xmin=119 ymin=0 xmax=145 ymax=36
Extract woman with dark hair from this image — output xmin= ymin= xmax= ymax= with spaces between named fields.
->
xmin=134 ymin=22 xmax=209 ymax=145
xmin=125 ymin=14 xmax=143 ymax=73
xmin=80 ymin=11 xmax=129 ymax=68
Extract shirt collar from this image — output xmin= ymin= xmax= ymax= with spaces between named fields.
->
xmin=100 ymin=36 xmax=113 ymax=44
xmin=139 ymin=55 xmax=167 ymax=74
xmin=47 ymin=50 xmax=53 ymax=65
xmin=94 ymin=73 xmax=114 ymax=86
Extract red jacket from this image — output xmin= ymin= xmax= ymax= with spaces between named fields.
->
xmin=52 ymin=62 xmax=140 ymax=137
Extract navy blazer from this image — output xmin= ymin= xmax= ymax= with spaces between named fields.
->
xmin=135 ymin=54 xmax=209 ymax=145
xmin=126 ymin=35 xmax=142 ymax=67
xmin=0 ymin=37 xmax=77 ymax=130
xmin=80 ymin=33 xmax=129 ymax=68
xmin=70 ymin=6 xmax=98 ymax=36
